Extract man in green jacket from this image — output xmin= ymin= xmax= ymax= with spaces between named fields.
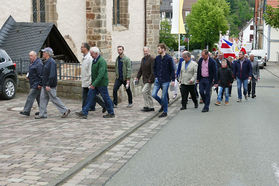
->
xmin=113 ymin=46 xmax=133 ymax=108
xmin=76 ymin=47 xmax=115 ymax=119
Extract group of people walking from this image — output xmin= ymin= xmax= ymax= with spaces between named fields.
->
xmin=20 ymin=43 xmax=260 ymax=119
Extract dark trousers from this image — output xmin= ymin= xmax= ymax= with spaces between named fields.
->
xmin=248 ymin=77 xmax=257 ymax=96
xmin=199 ymin=78 xmax=212 ymax=110
xmin=82 ymin=87 xmax=114 ymax=116
xmin=180 ymin=84 xmax=197 ymax=107
xmin=113 ymin=79 xmax=133 ymax=105
xmin=82 ymin=87 xmax=105 ymax=110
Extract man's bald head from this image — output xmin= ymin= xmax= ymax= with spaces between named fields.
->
xmin=29 ymin=51 xmax=37 ymax=62
xmin=249 ymin=54 xmax=254 ymax=61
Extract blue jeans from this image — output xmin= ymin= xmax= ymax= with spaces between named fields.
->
xmin=217 ymin=86 xmax=229 ymax=102
xmin=199 ymin=78 xmax=212 ymax=110
xmin=236 ymin=78 xmax=248 ymax=99
xmin=152 ymin=79 xmax=170 ymax=113
xmin=82 ymin=87 xmax=114 ymax=116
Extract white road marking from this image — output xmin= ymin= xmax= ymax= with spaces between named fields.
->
xmin=272 ymin=162 xmax=279 ymax=184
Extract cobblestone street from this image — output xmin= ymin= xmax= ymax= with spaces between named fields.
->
xmin=0 ymin=92 xmax=176 ymax=186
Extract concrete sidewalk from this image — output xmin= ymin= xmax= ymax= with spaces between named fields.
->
xmin=0 ymin=91 xmax=171 ymax=185
xmin=265 ymin=62 xmax=279 ymax=78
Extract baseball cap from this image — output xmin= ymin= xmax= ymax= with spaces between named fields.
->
xmin=41 ymin=47 xmax=54 ymax=55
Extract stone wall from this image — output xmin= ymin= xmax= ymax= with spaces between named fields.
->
xmin=146 ymin=0 xmax=161 ymax=56
xmin=16 ymin=66 xmax=143 ymax=102
xmin=86 ymin=0 xmax=112 ymax=62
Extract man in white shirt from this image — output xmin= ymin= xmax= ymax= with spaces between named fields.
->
xmin=81 ymin=43 xmax=106 ymax=112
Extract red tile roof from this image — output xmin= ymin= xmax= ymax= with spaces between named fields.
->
xmin=267 ymin=0 xmax=279 ymax=8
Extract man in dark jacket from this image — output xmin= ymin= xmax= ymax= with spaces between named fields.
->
xmin=233 ymin=51 xmax=252 ymax=102
xmin=152 ymin=43 xmax=175 ymax=118
xmin=135 ymin=47 xmax=155 ymax=112
xmin=20 ymin=51 xmax=43 ymax=116
xmin=35 ymin=47 xmax=70 ymax=119
xmin=197 ymin=49 xmax=218 ymax=112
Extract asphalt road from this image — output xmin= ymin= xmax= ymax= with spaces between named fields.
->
xmin=105 ymin=69 xmax=279 ymax=186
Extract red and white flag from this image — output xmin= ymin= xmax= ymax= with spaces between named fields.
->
xmin=220 ymin=39 xmax=236 ymax=58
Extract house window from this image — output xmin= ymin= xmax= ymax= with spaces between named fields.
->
xmin=250 ymin=34 xmax=254 ymax=42
xmin=250 ymin=25 xmax=254 ymax=30
xmin=113 ymin=0 xmax=129 ymax=28
xmin=32 ymin=0 xmax=46 ymax=22
xmin=113 ymin=0 xmax=120 ymax=25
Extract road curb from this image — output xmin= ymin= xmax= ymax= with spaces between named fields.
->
xmin=48 ymin=96 xmax=180 ymax=186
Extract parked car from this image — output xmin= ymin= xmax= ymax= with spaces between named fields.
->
xmin=250 ymin=50 xmax=267 ymax=66
xmin=0 ymin=49 xmax=17 ymax=99
xmin=254 ymin=56 xmax=265 ymax=69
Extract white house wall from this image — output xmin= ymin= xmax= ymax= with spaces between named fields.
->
xmin=269 ymin=27 xmax=279 ymax=62
xmin=110 ymin=0 xmax=145 ymax=62
xmin=56 ymin=0 xmax=86 ymax=61
xmin=0 ymin=0 xmax=31 ymax=28
xmin=242 ymin=21 xmax=254 ymax=44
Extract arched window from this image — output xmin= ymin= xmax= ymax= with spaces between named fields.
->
xmin=32 ymin=0 xmax=46 ymax=22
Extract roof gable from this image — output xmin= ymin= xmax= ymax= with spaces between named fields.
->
xmin=0 ymin=16 xmax=78 ymax=62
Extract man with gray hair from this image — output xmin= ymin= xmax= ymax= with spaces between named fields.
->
xmin=248 ymin=54 xmax=260 ymax=98
xmin=20 ymin=51 xmax=43 ymax=116
xmin=178 ymin=51 xmax=198 ymax=110
xmin=76 ymin=47 xmax=115 ymax=119
xmin=80 ymin=42 xmax=106 ymax=112
xmin=35 ymin=47 xmax=70 ymax=119
xmin=135 ymin=47 xmax=155 ymax=112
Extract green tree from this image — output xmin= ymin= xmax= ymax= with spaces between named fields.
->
xmin=159 ymin=20 xmax=178 ymax=51
xmin=264 ymin=3 xmax=279 ymax=28
xmin=226 ymin=0 xmax=253 ymax=37
xmin=186 ymin=0 xmax=230 ymax=50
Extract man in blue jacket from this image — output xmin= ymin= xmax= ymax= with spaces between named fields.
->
xmin=197 ymin=49 xmax=218 ymax=112
xmin=152 ymin=43 xmax=175 ymax=118
xmin=35 ymin=47 xmax=70 ymax=119
xmin=233 ymin=51 xmax=252 ymax=102
xmin=20 ymin=51 xmax=43 ymax=116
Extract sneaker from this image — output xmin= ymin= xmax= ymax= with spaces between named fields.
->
xmin=75 ymin=111 xmax=87 ymax=119
xmin=35 ymin=115 xmax=47 ymax=119
xmin=172 ymin=94 xmax=177 ymax=99
xmin=245 ymin=95 xmax=248 ymax=100
xmin=35 ymin=112 xmax=40 ymax=116
xmin=113 ymin=104 xmax=118 ymax=108
xmin=215 ymin=101 xmax=221 ymax=106
xmin=20 ymin=111 xmax=30 ymax=116
xmin=159 ymin=112 xmax=167 ymax=118
xmin=180 ymin=106 xmax=186 ymax=110
xmin=252 ymin=95 xmax=256 ymax=98
xmin=127 ymin=103 xmax=133 ymax=108
xmin=237 ymin=99 xmax=242 ymax=102
xmin=75 ymin=111 xmax=84 ymax=117
xmin=225 ymin=101 xmax=229 ymax=105
xmin=61 ymin=109 xmax=71 ymax=118
xmin=202 ymin=108 xmax=209 ymax=112
xmin=103 ymin=113 xmax=115 ymax=118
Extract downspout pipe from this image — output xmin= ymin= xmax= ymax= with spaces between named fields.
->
xmin=144 ymin=0 xmax=147 ymax=46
